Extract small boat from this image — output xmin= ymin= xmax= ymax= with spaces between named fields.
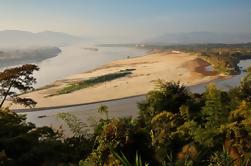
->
xmin=84 ymin=48 xmax=99 ymax=51
xmin=37 ymin=115 xmax=47 ymax=118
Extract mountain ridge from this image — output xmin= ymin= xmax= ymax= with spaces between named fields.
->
xmin=146 ymin=32 xmax=251 ymax=45
xmin=0 ymin=30 xmax=84 ymax=48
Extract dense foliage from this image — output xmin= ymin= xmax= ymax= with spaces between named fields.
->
xmin=0 ymin=108 xmax=93 ymax=166
xmin=1 ymin=65 xmax=251 ymax=165
xmin=0 ymin=64 xmax=39 ymax=108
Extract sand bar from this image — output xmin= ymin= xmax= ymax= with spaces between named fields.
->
xmin=8 ymin=51 xmax=220 ymax=109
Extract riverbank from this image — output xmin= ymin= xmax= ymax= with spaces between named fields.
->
xmin=0 ymin=47 xmax=61 ymax=69
xmin=8 ymin=51 xmax=221 ymax=109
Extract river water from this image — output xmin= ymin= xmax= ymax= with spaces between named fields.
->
xmin=11 ymin=46 xmax=251 ymax=136
xmin=33 ymin=43 xmax=147 ymax=88
xmin=190 ymin=59 xmax=251 ymax=93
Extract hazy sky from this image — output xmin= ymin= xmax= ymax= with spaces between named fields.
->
xmin=0 ymin=0 xmax=251 ymax=40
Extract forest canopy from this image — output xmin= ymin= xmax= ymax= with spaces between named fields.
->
xmin=1 ymin=65 xmax=251 ymax=165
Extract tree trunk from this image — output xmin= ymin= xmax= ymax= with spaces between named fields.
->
xmin=0 ymin=83 xmax=13 ymax=108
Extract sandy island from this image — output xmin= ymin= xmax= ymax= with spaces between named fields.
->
xmin=8 ymin=51 xmax=220 ymax=109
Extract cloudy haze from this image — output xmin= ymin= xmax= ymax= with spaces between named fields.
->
xmin=0 ymin=0 xmax=251 ymax=42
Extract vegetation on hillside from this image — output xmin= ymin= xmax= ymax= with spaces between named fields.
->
xmin=0 ymin=107 xmax=93 ymax=166
xmin=1 ymin=63 xmax=251 ymax=165
xmin=0 ymin=47 xmax=61 ymax=68
xmin=196 ymin=50 xmax=251 ymax=75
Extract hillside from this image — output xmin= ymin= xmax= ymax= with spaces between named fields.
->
xmin=1 ymin=75 xmax=251 ymax=165
xmin=147 ymin=32 xmax=251 ymax=45
xmin=0 ymin=47 xmax=61 ymax=68
xmin=0 ymin=30 xmax=83 ymax=48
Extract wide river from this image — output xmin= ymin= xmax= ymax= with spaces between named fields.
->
xmin=10 ymin=44 xmax=251 ymax=136
xmin=33 ymin=43 xmax=147 ymax=88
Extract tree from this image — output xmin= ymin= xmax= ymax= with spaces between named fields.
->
xmin=220 ymin=101 xmax=251 ymax=163
xmin=57 ymin=112 xmax=89 ymax=137
xmin=0 ymin=107 xmax=94 ymax=166
xmin=82 ymin=117 xmax=158 ymax=166
xmin=237 ymin=67 xmax=251 ymax=101
xmin=191 ymin=84 xmax=227 ymax=148
xmin=202 ymin=83 xmax=226 ymax=128
xmin=138 ymin=81 xmax=191 ymax=125
xmin=150 ymin=111 xmax=177 ymax=163
xmin=0 ymin=64 xmax=39 ymax=108
xmin=98 ymin=104 xmax=109 ymax=120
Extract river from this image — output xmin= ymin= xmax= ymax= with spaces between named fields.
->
xmin=33 ymin=43 xmax=147 ymax=88
xmin=190 ymin=59 xmax=251 ymax=93
xmin=14 ymin=47 xmax=251 ymax=136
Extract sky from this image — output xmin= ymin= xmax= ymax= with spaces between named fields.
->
xmin=0 ymin=0 xmax=251 ymax=41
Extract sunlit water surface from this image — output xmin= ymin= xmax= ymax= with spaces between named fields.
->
xmin=33 ymin=43 xmax=147 ymax=88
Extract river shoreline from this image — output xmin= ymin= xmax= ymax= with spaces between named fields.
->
xmin=7 ymin=51 xmax=221 ymax=109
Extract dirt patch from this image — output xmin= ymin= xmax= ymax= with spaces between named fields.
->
xmin=182 ymin=58 xmax=218 ymax=76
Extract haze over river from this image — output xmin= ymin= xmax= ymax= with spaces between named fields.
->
xmin=0 ymin=43 xmax=147 ymax=88
xmin=33 ymin=43 xmax=147 ymax=88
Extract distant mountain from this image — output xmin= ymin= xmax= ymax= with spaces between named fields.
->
xmin=0 ymin=30 xmax=84 ymax=48
xmin=0 ymin=47 xmax=61 ymax=68
xmin=146 ymin=32 xmax=251 ymax=45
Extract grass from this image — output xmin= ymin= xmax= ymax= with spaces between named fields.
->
xmin=198 ymin=51 xmax=251 ymax=75
xmin=54 ymin=70 xmax=133 ymax=95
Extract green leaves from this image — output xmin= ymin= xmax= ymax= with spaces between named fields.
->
xmin=138 ymin=81 xmax=191 ymax=125
xmin=208 ymin=148 xmax=235 ymax=166
xmin=0 ymin=64 xmax=39 ymax=108
xmin=98 ymin=104 xmax=109 ymax=120
xmin=2 ymin=65 xmax=251 ymax=165
xmin=57 ymin=112 xmax=89 ymax=137
xmin=202 ymin=83 xmax=226 ymax=128
xmin=110 ymin=147 xmax=149 ymax=166
xmin=137 ymin=80 xmax=251 ymax=164
xmin=55 ymin=71 xmax=132 ymax=95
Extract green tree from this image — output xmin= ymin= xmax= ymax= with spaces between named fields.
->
xmin=0 ymin=64 xmax=39 ymax=108
xmin=57 ymin=112 xmax=89 ymax=137
xmin=220 ymin=101 xmax=251 ymax=164
xmin=138 ymin=81 xmax=191 ymax=125
xmin=202 ymin=83 xmax=227 ymax=128
xmin=192 ymin=84 xmax=227 ymax=147
xmin=98 ymin=104 xmax=109 ymax=120
xmin=0 ymin=107 xmax=93 ymax=166
xmin=0 ymin=107 xmax=59 ymax=165
xmin=236 ymin=67 xmax=251 ymax=101
xmin=82 ymin=118 xmax=157 ymax=166
xmin=110 ymin=149 xmax=149 ymax=166
xmin=208 ymin=149 xmax=234 ymax=166
xmin=150 ymin=111 xmax=177 ymax=163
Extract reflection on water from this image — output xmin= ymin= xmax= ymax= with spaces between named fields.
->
xmin=31 ymin=43 xmax=147 ymax=87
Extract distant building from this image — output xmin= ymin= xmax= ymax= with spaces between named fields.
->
xmin=136 ymin=44 xmax=145 ymax=47
xmin=171 ymin=50 xmax=181 ymax=54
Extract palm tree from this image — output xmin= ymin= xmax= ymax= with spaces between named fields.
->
xmin=98 ymin=104 xmax=109 ymax=120
xmin=110 ymin=148 xmax=149 ymax=166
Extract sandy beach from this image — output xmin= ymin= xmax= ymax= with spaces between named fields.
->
xmin=8 ymin=51 xmax=220 ymax=109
